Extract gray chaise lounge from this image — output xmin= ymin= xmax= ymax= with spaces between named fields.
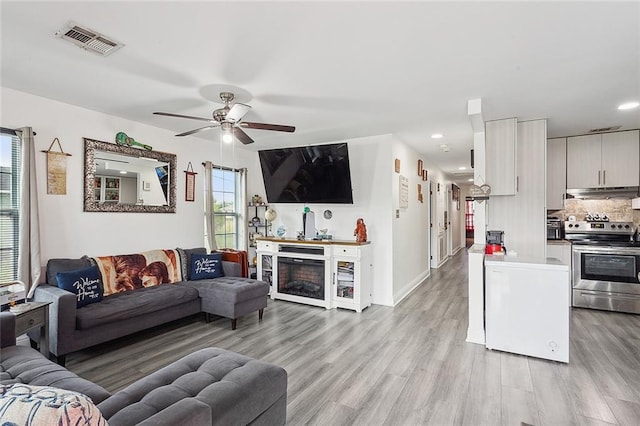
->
xmin=31 ymin=247 xmax=269 ymax=365
xmin=1 ymin=313 xmax=288 ymax=425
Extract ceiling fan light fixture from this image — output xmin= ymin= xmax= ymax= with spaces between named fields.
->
xmin=222 ymin=132 xmax=233 ymax=144
xmin=221 ymin=122 xmax=233 ymax=143
xmin=154 ymin=91 xmax=295 ymax=144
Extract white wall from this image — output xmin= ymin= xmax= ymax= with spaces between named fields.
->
xmin=3 ymin=87 xmax=453 ymax=307
xmin=391 ymin=142 xmax=432 ymax=304
xmin=263 ymin=134 xmax=395 ymax=306
xmin=1 ymin=87 xmax=256 ymax=261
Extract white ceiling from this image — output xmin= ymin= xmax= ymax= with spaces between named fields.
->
xmin=2 ymin=1 xmax=639 ymax=180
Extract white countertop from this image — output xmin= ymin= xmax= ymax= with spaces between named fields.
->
xmin=547 ymin=239 xmax=571 ymax=245
xmin=468 ymin=244 xmax=486 ymax=254
xmin=484 ymin=254 xmax=569 ymax=271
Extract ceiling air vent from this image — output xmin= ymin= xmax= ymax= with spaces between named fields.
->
xmin=56 ymin=22 xmax=124 ymax=56
xmin=588 ymin=126 xmax=621 ymax=133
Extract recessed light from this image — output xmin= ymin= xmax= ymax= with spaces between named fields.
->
xmin=618 ymin=101 xmax=639 ymax=110
xmin=458 ymin=166 xmax=467 ymax=170
xmin=431 ymin=133 xmax=444 ymax=139
xmin=467 ymin=178 xmax=474 ymax=182
xmin=119 ymin=170 xmax=127 ymax=174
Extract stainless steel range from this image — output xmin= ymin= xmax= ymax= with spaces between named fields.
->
xmin=565 ymin=220 xmax=640 ymax=314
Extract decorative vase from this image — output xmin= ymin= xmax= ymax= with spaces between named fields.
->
xmin=265 ymin=208 xmax=277 ymax=222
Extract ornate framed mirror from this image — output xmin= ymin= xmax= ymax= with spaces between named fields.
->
xmin=83 ymin=137 xmax=177 ymax=213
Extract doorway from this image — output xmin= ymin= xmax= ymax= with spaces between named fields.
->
xmin=465 ymin=198 xmax=474 ymax=248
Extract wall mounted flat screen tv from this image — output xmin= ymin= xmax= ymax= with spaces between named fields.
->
xmin=258 ymin=143 xmax=354 ymax=204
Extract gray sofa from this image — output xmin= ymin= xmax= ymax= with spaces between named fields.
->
xmin=31 ymin=247 xmax=269 ymax=365
xmin=1 ymin=313 xmax=288 ymax=425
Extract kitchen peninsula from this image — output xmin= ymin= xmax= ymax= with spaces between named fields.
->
xmin=256 ymin=238 xmax=372 ymax=312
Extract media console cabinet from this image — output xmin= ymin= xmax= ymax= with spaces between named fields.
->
xmin=256 ymin=238 xmax=372 ymax=312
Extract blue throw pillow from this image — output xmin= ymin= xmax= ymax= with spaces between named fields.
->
xmin=190 ymin=253 xmax=225 ymax=280
xmin=56 ymin=266 xmax=103 ymax=308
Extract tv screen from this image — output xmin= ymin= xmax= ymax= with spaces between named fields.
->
xmin=258 ymin=143 xmax=354 ymax=204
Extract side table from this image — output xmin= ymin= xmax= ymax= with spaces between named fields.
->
xmin=10 ymin=301 xmax=50 ymax=357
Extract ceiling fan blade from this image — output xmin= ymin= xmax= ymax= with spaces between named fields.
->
xmin=239 ymin=122 xmax=296 ymax=132
xmin=153 ymin=112 xmax=216 ymax=123
xmin=233 ymin=127 xmax=255 ymax=145
xmin=175 ymin=124 xmax=220 ymax=137
xmin=226 ymin=103 xmax=251 ymax=122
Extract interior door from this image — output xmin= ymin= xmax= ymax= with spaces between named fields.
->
xmin=429 ymin=181 xmax=438 ymax=268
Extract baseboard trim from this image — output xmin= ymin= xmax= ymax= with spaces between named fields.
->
xmin=393 ymin=269 xmax=430 ymax=306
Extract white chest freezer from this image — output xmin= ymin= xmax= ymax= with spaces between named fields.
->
xmin=485 ymin=255 xmax=570 ymax=363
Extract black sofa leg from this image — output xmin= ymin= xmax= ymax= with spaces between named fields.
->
xmin=231 ymin=319 xmax=237 ymax=330
xmin=205 ymin=313 xmax=211 ymax=323
xmin=50 ymin=354 xmax=66 ymax=367
xmin=259 ymin=308 xmax=264 ymax=321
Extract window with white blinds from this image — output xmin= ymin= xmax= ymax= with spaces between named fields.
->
xmin=0 ymin=131 xmax=20 ymax=282
xmin=210 ymin=167 xmax=241 ymax=250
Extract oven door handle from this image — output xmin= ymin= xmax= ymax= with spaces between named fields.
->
xmin=580 ymin=290 xmax=640 ymax=301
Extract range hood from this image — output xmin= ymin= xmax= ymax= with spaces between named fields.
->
xmin=566 ymin=187 xmax=640 ymax=199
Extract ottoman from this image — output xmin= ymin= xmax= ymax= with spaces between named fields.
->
xmin=97 ymin=347 xmax=288 ymax=426
xmin=187 ymin=277 xmax=269 ymax=330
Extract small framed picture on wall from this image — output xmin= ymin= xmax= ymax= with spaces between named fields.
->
xmin=184 ymin=162 xmax=197 ymax=202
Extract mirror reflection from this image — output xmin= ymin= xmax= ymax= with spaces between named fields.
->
xmin=84 ymin=138 xmax=176 ymax=213
xmin=93 ymin=151 xmax=169 ymax=206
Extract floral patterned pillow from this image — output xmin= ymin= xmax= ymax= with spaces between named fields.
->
xmin=0 ymin=384 xmax=107 ymax=425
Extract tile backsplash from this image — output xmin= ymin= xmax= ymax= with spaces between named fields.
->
xmin=555 ymin=199 xmax=640 ymax=226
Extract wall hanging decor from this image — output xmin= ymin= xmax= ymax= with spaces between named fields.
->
xmin=399 ymin=174 xmax=409 ymax=208
xmin=469 ymin=182 xmax=491 ymax=203
xmin=418 ymin=183 xmax=424 ymax=203
xmin=115 ymin=132 xmax=152 ymax=150
xmin=452 ymin=183 xmax=461 ymax=210
xmin=184 ymin=162 xmax=197 ymax=202
xmin=41 ymin=137 xmax=71 ymax=195
xmin=417 ymin=159 xmax=423 ymax=177
xmin=394 ymin=158 xmax=400 ymax=173
xmin=422 ymin=169 xmax=428 ymax=181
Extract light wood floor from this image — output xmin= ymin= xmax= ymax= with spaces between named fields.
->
xmin=63 ymin=250 xmax=640 ymax=425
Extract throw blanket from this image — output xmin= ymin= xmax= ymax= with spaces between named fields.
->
xmin=94 ymin=249 xmax=181 ymax=296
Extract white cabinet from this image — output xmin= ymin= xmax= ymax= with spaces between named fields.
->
xmin=488 ymin=119 xmax=546 ymax=259
xmin=546 ymin=242 xmax=571 ymax=266
xmin=256 ymin=239 xmax=372 ymax=311
xmin=256 ymin=240 xmax=275 ymax=289
xmin=602 ymin=130 xmax=640 ymax=187
xmin=94 ymin=176 xmax=120 ymax=203
xmin=332 ymin=244 xmax=372 ymax=312
xmin=566 ymin=134 xmax=601 ymax=188
xmin=485 ymin=118 xmax=517 ymax=196
xmin=546 ymin=137 xmax=566 ymax=210
xmin=547 ymin=242 xmax=572 ymax=305
xmin=567 ymin=130 xmax=639 ymax=189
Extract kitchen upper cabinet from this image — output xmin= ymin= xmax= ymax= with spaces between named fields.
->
xmin=567 ymin=130 xmax=639 ymax=189
xmin=485 ymin=118 xmax=517 ymax=196
xmin=547 ymin=137 xmax=567 ymax=210
xmin=566 ymin=134 xmax=601 ymax=188
xmin=601 ymin=130 xmax=639 ymax=187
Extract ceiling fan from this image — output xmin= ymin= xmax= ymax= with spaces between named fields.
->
xmin=153 ymin=92 xmax=295 ymax=145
